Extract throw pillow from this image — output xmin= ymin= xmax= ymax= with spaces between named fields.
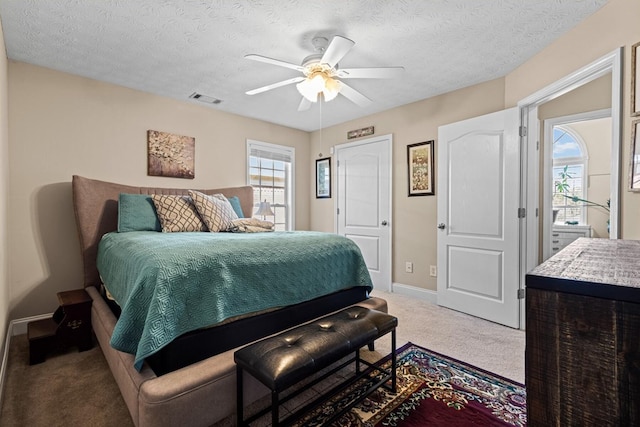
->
xmin=151 ymin=194 xmax=207 ymax=232
xmin=189 ymin=190 xmax=238 ymax=232
xmin=226 ymin=196 xmax=245 ymax=218
xmin=118 ymin=193 xmax=162 ymax=232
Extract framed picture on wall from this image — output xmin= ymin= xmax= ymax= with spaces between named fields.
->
xmin=316 ymin=157 xmax=331 ymax=198
xmin=407 ymin=140 xmax=435 ymax=196
xmin=633 ymin=41 xmax=640 ymax=116
xmin=147 ymin=130 xmax=195 ymax=179
xmin=630 ymin=119 xmax=640 ymax=191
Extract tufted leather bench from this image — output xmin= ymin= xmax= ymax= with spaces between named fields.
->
xmin=234 ymin=306 xmax=397 ymax=426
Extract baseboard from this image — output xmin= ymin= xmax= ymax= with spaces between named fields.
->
xmin=0 ymin=313 xmax=53 ymax=408
xmin=391 ymin=283 xmax=438 ymax=304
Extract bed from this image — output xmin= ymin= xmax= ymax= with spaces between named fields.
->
xmin=71 ymin=175 xmax=388 ymax=426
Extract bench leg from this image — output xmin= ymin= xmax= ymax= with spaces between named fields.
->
xmin=368 ymin=341 xmax=375 ymax=351
xmin=272 ymin=390 xmax=279 ymax=426
xmin=237 ymin=366 xmax=244 ymax=426
xmin=391 ymin=329 xmax=397 ymax=393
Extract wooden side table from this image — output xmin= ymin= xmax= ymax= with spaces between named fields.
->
xmin=27 ymin=289 xmax=93 ymax=365
xmin=525 ymin=238 xmax=640 ymax=426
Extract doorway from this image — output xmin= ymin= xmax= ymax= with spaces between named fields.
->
xmin=519 ymin=48 xmax=622 ymax=327
xmin=542 ymin=110 xmax=612 ymax=262
xmin=334 ymin=134 xmax=392 ymax=291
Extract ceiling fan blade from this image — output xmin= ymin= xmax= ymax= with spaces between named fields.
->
xmin=339 ymin=82 xmax=372 ymax=108
xmin=244 ymin=54 xmax=305 ymax=72
xmin=321 ymin=36 xmax=355 ymax=67
xmin=337 ymin=67 xmax=405 ymax=79
xmin=246 ymin=77 xmax=305 ymax=95
xmin=297 ymin=97 xmax=312 ymax=111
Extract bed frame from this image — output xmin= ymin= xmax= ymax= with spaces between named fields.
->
xmin=71 ymin=175 xmax=388 ymax=426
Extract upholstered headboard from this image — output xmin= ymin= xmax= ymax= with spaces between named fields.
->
xmin=72 ymin=175 xmax=254 ymax=288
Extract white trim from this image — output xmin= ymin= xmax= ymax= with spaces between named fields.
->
xmin=518 ymin=47 xmax=623 ymax=329
xmin=390 ymin=283 xmax=438 ymax=304
xmin=0 ymin=313 xmax=53 ymax=408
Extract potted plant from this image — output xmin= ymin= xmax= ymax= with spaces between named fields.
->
xmin=553 ymin=165 xmax=610 ymax=226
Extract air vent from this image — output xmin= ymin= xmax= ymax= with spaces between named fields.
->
xmin=189 ymin=92 xmax=222 ymax=104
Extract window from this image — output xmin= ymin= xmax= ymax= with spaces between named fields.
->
xmin=247 ymin=140 xmax=294 ymax=231
xmin=552 ymin=126 xmax=588 ymax=224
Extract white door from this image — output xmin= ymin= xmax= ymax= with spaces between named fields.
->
xmin=336 ymin=135 xmax=392 ymax=290
xmin=437 ymin=108 xmax=521 ymax=328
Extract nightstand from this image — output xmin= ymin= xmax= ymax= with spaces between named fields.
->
xmin=27 ymin=289 xmax=93 ymax=365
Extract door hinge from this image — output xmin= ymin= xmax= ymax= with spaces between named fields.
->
xmin=518 ymin=207 xmax=526 ymax=218
xmin=536 ymin=140 xmax=539 ymax=150
xmin=517 ymin=289 xmax=525 ymax=299
xmin=337 ymin=208 xmax=340 ymax=215
xmin=519 ymin=126 xmax=527 ymax=137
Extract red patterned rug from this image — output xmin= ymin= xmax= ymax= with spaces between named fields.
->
xmin=294 ymin=342 xmax=526 ymax=426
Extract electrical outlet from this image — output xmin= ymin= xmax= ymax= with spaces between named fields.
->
xmin=405 ymin=262 xmax=413 ymax=273
xmin=430 ymin=265 xmax=437 ymax=277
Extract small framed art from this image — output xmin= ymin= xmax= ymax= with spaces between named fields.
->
xmin=407 ymin=140 xmax=435 ymax=196
xmin=316 ymin=157 xmax=331 ymax=198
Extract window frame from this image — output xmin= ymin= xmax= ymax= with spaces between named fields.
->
xmin=246 ymin=139 xmax=295 ymax=230
xmin=551 ymin=125 xmax=589 ymax=225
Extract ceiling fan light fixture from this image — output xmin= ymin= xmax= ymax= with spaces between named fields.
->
xmin=322 ymin=77 xmax=341 ymax=101
xmin=296 ymin=73 xmax=325 ymax=102
xmin=296 ymin=70 xmax=341 ymax=103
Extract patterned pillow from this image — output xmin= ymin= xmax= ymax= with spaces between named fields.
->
xmin=150 ymin=194 xmax=207 ymax=232
xmin=189 ymin=190 xmax=238 ymax=232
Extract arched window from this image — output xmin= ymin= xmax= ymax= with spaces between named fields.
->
xmin=552 ymin=126 xmax=588 ymax=224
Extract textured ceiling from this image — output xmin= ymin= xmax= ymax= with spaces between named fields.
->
xmin=0 ymin=0 xmax=608 ymax=132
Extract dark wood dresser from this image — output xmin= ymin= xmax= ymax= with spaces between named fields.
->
xmin=525 ymin=238 xmax=640 ymax=426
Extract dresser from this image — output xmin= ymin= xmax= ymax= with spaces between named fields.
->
xmin=550 ymin=224 xmax=591 ymax=256
xmin=525 ymin=238 xmax=640 ymax=426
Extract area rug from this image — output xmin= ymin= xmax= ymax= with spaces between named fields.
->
xmin=293 ymin=342 xmax=526 ymax=426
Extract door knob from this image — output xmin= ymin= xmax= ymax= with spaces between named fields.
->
xmin=437 ymin=223 xmax=446 ymax=229
xmin=381 ymin=220 xmax=388 ymax=226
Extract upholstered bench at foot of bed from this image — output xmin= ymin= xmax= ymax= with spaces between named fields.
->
xmin=235 ymin=307 xmax=397 ymax=426
xmin=86 ymin=286 xmax=389 ymax=427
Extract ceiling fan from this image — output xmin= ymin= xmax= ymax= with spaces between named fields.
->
xmin=245 ymin=35 xmax=404 ymax=111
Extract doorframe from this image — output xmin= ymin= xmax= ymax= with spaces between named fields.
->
xmin=334 ymin=134 xmax=393 ymax=292
xmin=517 ymin=47 xmax=623 ymax=328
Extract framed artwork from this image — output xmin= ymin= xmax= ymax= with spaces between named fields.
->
xmin=630 ymin=119 xmax=640 ymax=191
xmin=633 ymin=41 xmax=640 ymax=116
xmin=147 ymin=130 xmax=195 ymax=179
xmin=407 ymin=141 xmax=435 ymax=196
xmin=316 ymin=157 xmax=331 ymax=198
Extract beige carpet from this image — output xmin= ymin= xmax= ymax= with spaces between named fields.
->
xmin=0 ymin=290 xmax=525 ymax=426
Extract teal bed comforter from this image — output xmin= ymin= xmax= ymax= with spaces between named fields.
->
xmin=96 ymin=231 xmax=373 ymax=370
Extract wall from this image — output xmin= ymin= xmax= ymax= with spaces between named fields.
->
xmin=7 ymin=62 xmax=310 ymax=319
xmin=0 ymin=19 xmax=9 ymax=353
xmin=506 ymin=0 xmax=640 ymax=238
xmin=310 ymin=0 xmax=640 ymax=293
xmin=310 ymin=78 xmax=506 ymax=291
